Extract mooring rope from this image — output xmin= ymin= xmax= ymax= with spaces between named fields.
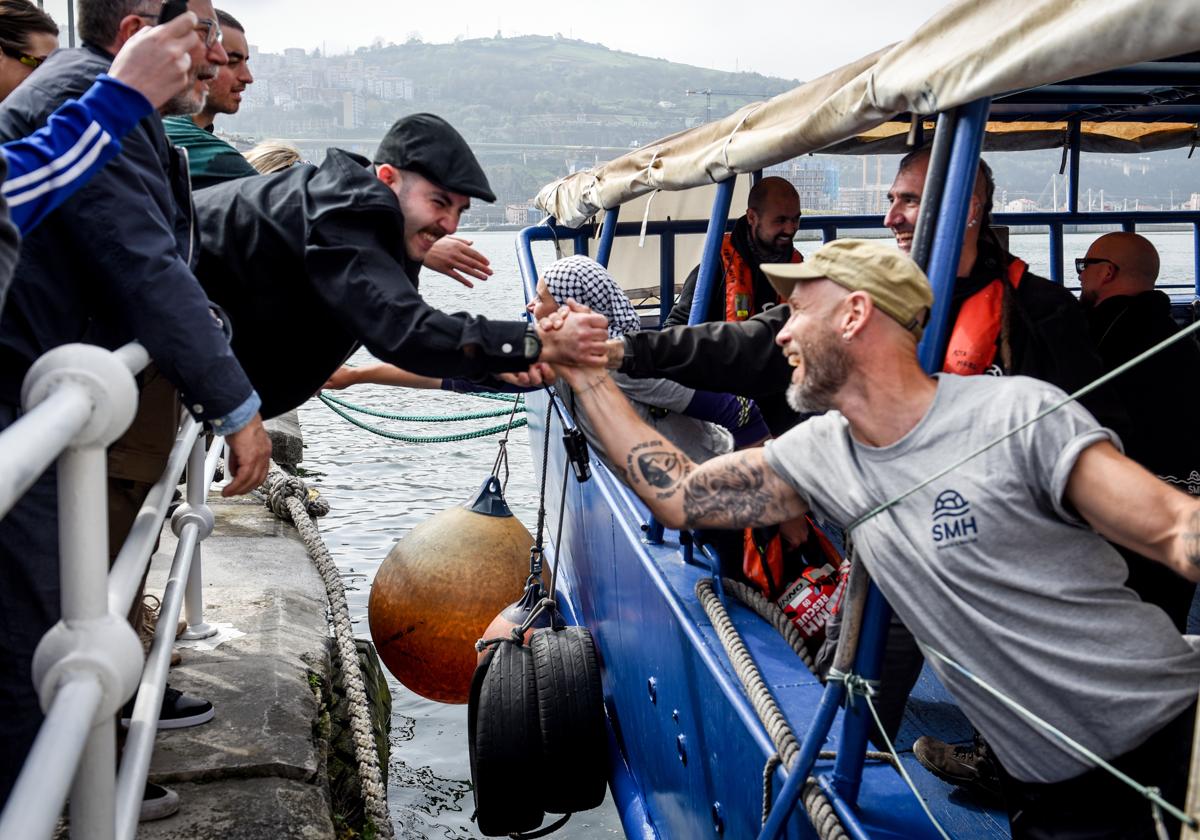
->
xmin=695 ymin=577 xmax=892 ymax=834
xmin=319 ymin=394 xmax=528 ymax=443
xmin=320 ymin=390 xmax=526 ymax=422
xmin=260 ymin=467 xmax=393 ymax=840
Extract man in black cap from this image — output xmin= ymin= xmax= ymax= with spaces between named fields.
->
xmin=191 ymin=112 xmax=608 ymax=418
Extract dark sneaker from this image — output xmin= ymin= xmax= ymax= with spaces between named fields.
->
xmin=140 ymin=782 xmax=180 ymax=821
xmin=912 ymin=733 xmax=1003 ymax=802
xmin=122 ymin=686 xmax=214 ymax=729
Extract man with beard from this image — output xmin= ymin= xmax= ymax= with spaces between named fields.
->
xmin=190 ymin=112 xmax=610 ymax=421
xmin=664 ymin=176 xmax=802 ymax=328
xmin=162 ymin=8 xmax=257 ymax=188
xmin=1077 ymin=231 xmax=1200 ymax=631
xmin=609 ymin=151 xmax=1122 ymax=437
xmin=597 ymin=148 xmax=1127 ymax=792
xmin=542 ymin=238 xmax=1200 ymax=840
xmin=0 ymin=0 xmax=272 ymax=814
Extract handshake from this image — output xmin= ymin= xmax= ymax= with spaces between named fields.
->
xmin=503 ymin=301 xmax=612 ymax=389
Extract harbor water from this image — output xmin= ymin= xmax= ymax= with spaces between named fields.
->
xmin=297 ymin=227 xmax=1196 ymax=838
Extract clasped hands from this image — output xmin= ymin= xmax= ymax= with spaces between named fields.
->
xmin=497 ymin=300 xmax=609 ymax=388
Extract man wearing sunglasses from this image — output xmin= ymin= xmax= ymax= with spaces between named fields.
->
xmin=1078 ymin=231 xmax=1200 ymax=632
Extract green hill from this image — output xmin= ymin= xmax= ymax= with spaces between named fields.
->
xmin=353 ymin=34 xmax=799 ymax=148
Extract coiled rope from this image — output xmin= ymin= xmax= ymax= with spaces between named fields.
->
xmin=260 ymin=468 xmax=393 ymax=840
xmin=696 ymin=577 xmax=891 ymax=836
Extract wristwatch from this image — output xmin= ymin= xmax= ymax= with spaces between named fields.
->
xmin=522 ymin=326 xmax=542 ymax=362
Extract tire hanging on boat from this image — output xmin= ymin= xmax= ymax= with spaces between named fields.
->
xmin=530 ymin=626 xmax=608 ymax=814
xmin=368 ymin=477 xmax=533 ymax=704
xmin=468 ymin=640 xmax=545 ymax=836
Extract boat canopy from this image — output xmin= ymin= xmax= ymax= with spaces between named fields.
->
xmin=535 ymin=0 xmax=1200 ymax=227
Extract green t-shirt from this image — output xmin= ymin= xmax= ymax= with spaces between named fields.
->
xmin=163 ymin=116 xmax=257 ymax=189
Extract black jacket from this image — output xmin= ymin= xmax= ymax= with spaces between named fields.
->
xmin=192 ymin=149 xmax=531 ymax=418
xmin=0 ymin=45 xmax=254 ymax=420
xmin=1085 ymin=290 xmax=1200 ymax=481
xmin=663 ymin=215 xmax=787 ymax=328
xmin=624 ymin=240 xmax=1129 ymax=437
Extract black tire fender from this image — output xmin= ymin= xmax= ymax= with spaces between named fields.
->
xmin=529 ymin=626 xmax=608 ymax=814
xmin=469 ymin=640 xmax=545 ymax=836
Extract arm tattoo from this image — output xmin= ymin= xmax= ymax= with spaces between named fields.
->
xmin=1185 ymin=509 xmax=1200 ymax=570
xmin=681 ymin=458 xmax=783 ymax=529
xmin=626 ymin=440 xmax=691 ymax=500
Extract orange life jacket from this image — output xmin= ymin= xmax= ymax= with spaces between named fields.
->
xmin=722 ymin=234 xmax=803 ymax=322
xmin=941 ymin=258 xmax=1027 ymax=376
xmin=743 ymin=516 xmax=848 ymax=640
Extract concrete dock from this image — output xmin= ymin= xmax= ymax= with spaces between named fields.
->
xmin=138 ymin=493 xmax=339 ymax=839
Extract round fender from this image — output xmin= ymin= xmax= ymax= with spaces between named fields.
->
xmin=530 ymin=626 xmax=608 ymax=814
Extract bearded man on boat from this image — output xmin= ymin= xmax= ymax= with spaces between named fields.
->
xmin=543 ymin=237 xmax=1200 ymax=840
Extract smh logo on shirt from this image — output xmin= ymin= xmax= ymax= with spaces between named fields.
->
xmin=931 ymin=489 xmax=979 ymax=548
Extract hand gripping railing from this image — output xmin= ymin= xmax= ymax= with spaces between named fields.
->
xmin=0 ymin=342 xmax=223 ymax=840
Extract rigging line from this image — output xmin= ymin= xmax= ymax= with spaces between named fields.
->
xmin=829 ymin=671 xmax=951 ymax=840
xmin=846 ymin=315 xmax=1200 ymax=534
xmin=923 ymin=645 xmax=1195 ymax=829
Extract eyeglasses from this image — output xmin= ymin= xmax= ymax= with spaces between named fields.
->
xmin=135 ymin=12 xmax=222 ymax=47
xmin=1075 ymin=257 xmax=1119 ymax=274
xmin=0 ymin=44 xmax=47 ymax=69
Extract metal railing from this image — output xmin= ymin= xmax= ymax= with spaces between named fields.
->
xmin=0 ymin=341 xmax=223 ymax=840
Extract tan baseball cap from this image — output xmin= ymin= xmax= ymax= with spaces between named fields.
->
xmin=762 ymin=239 xmax=933 ymax=338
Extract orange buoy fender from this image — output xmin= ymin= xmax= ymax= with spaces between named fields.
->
xmin=369 ymin=477 xmax=533 ymax=704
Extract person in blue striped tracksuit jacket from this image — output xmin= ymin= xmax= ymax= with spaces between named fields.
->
xmin=0 ymin=14 xmax=203 ymax=310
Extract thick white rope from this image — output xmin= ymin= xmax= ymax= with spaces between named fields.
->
xmin=261 ymin=467 xmax=393 ymax=840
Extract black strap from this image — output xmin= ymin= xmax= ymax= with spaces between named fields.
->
xmin=509 ymin=813 xmax=571 ymax=839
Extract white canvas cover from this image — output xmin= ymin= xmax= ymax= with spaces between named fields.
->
xmin=536 ymin=0 xmax=1200 ymax=227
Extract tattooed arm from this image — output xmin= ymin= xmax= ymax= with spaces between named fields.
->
xmin=1066 ymin=440 xmax=1200 ymax=582
xmin=564 ymin=368 xmax=808 ymax=530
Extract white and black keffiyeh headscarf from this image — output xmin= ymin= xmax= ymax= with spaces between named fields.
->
xmin=542 ymin=255 xmax=642 ymax=339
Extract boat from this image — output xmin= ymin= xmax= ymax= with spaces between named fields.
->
xmin=513 ymin=2 xmax=1200 ymax=837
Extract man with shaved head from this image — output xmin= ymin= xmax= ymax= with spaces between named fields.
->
xmin=1078 ymin=231 xmax=1200 ymax=630
xmin=665 ymin=175 xmax=803 ymax=329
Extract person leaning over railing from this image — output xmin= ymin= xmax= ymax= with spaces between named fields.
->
xmin=0 ymin=1 xmax=272 ymax=813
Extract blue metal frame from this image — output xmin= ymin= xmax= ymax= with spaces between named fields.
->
xmin=688 ymin=178 xmax=738 ymax=326
xmin=597 ymin=207 xmax=620 ymax=267
xmin=918 ymin=98 xmax=993 ymax=372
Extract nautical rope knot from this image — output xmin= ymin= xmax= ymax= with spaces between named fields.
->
xmin=264 ymin=472 xmax=330 ymax=520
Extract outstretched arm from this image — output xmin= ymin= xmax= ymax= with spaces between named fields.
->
xmin=1066 ymin=440 xmax=1200 ymax=582
xmin=561 ymin=366 xmax=807 ymax=530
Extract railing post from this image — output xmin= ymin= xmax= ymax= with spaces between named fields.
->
xmin=175 ymin=435 xmax=218 ymax=640
xmin=16 ymin=344 xmax=146 ymax=840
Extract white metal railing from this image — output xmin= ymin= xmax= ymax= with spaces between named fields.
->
xmin=0 ymin=342 xmax=224 ymax=840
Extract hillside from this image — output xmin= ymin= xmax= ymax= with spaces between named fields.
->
xmin=351 ymin=35 xmax=800 ymax=147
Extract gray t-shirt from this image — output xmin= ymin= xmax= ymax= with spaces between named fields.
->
xmin=565 ymin=372 xmax=732 ymax=472
xmin=764 ymin=373 xmax=1200 ymax=783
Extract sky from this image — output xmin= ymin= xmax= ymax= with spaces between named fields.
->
xmin=40 ymin=0 xmax=955 ymax=82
